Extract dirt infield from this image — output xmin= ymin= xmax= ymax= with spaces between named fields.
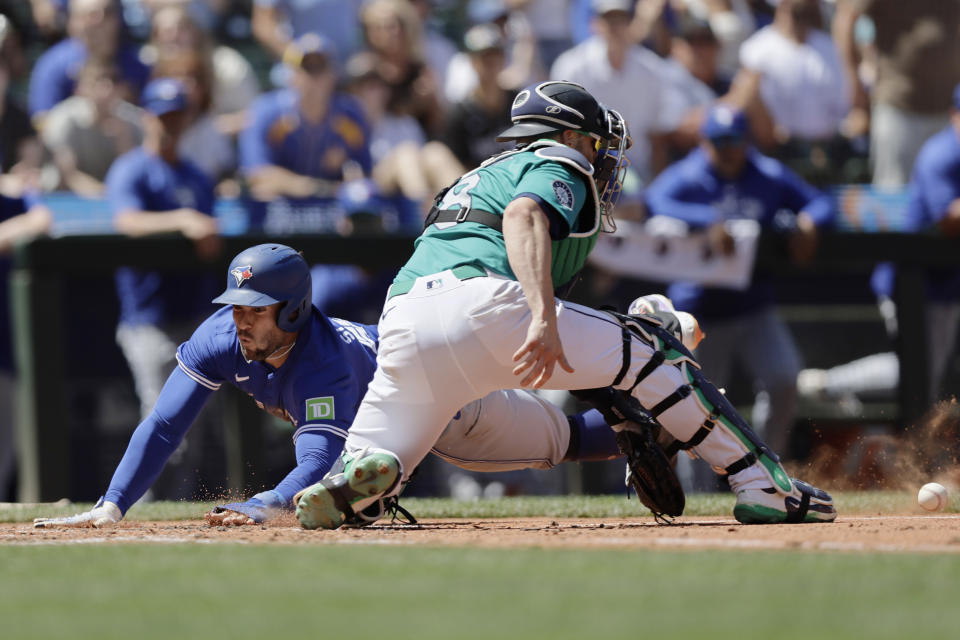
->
xmin=4 ymin=514 xmax=960 ymax=553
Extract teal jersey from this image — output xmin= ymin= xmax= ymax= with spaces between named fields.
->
xmin=397 ymin=141 xmax=601 ymax=290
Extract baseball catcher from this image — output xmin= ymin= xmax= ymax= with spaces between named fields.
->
xmin=294 ymin=80 xmax=837 ymax=530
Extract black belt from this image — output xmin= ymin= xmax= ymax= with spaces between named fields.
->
xmin=424 ymin=206 xmax=502 ymax=232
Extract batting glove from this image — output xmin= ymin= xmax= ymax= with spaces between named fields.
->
xmin=206 ymin=490 xmax=287 ymax=526
xmin=33 ymin=498 xmax=122 ymax=528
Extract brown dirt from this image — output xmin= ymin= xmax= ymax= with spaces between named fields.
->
xmin=4 ymin=514 xmax=960 ymax=553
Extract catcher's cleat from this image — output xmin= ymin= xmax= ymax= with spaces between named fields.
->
xmin=296 ymin=451 xmax=400 ymax=530
xmin=733 ymin=478 xmax=837 ymax=524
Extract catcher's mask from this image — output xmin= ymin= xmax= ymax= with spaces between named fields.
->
xmin=497 ymin=81 xmax=632 ymax=232
xmin=212 ymin=244 xmax=312 ymax=332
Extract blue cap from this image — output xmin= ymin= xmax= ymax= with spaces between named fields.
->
xmin=701 ymin=104 xmax=749 ymax=141
xmin=141 ymin=78 xmax=188 ymax=116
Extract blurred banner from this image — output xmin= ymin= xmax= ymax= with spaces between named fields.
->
xmin=589 ymin=218 xmax=760 ymax=290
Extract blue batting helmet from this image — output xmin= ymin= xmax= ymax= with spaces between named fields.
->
xmin=212 ymin=244 xmax=312 ymax=332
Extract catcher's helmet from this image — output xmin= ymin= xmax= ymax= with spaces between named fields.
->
xmin=496 ymin=81 xmax=616 ymax=142
xmin=212 ymin=244 xmax=312 ymax=332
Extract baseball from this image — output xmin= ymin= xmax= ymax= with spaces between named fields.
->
xmin=917 ymin=482 xmax=948 ymax=511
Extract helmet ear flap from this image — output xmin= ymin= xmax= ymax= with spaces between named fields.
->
xmin=277 ymin=295 xmax=310 ymax=332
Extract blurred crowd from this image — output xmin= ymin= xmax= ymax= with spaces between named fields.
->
xmin=3 ymin=0 xmax=960 ymax=501
xmin=0 ymin=0 xmax=957 ymax=207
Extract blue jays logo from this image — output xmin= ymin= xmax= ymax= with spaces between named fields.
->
xmin=231 ymin=265 xmax=254 ymax=287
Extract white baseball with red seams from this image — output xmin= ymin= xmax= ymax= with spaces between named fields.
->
xmin=918 ymin=482 xmax=948 ymax=511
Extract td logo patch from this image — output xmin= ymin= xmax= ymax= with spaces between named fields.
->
xmin=552 ymin=180 xmax=575 ymax=210
xmin=231 ymin=265 xmax=253 ymax=287
xmin=306 ymin=397 xmax=335 ymax=421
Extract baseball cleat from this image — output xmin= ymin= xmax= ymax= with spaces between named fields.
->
xmin=296 ymin=452 xmax=400 ymax=530
xmin=733 ymin=478 xmax=837 ymax=524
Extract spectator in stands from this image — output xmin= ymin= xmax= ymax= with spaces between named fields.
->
xmin=441 ymin=24 xmax=515 ymax=170
xmin=551 ymin=0 xmax=672 ymax=182
xmin=671 ymin=14 xmax=730 ymax=96
xmin=731 ymin=0 xmax=854 ymax=184
xmin=513 ymin=0 xmax=573 ymax=69
xmin=240 ymin=35 xmax=389 ymax=321
xmin=644 ymin=105 xmax=835 ymax=463
xmin=107 ymin=77 xmax=218 ymax=417
xmin=671 ymin=0 xmax=756 ymax=79
xmin=116 ymin=0 xmax=232 ymax=39
xmin=445 ymin=0 xmax=542 ymax=105
xmin=146 ymin=5 xmax=260 ymax=137
xmin=0 ymin=191 xmax=52 ymax=501
xmin=239 ymin=33 xmax=371 ymax=202
xmin=252 ymin=0 xmax=363 ymax=67
xmin=106 ymin=77 xmax=219 ymax=498
xmin=834 ymin=1 xmax=960 ymax=189
xmin=359 ymin=0 xmax=446 ymax=138
xmin=28 ymin=0 xmax=150 ymax=123
xmin=41 ymin=61 xmax=143 ymax=196
xmin=345 ymin=52 xmax=463 ymax=211
xmin=660 ymin=17 xmax=725 ymax=158
xmin=404 ymin=0 xmax=457 ymax=92
xmin=736 ymin=0 xmax=848 ymax=146
xmin=151 ymin=51 xmax=235 ymax=186
xmin=29 ymin=0 xmax=69 ymax=41
xmin=0 ymin=15 xmax=40 ymax=185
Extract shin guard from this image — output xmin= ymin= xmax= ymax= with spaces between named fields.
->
xmin=612 ymin=312 xmax=793 ymax=496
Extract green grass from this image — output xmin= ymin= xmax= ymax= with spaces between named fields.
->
xmin=3 ymin=494 xmax=959 ymax=639
xmin=1 ymin=490 xmax=953 ymax=523
xmin=1 ymin=545 xmax=958 ymax=639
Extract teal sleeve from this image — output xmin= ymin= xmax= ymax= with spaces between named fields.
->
xmin=513 ymin=163 xmax=588 ymax=229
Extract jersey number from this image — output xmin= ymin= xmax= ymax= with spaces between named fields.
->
xmin=437 ymin=172 xmax=481 ymax=212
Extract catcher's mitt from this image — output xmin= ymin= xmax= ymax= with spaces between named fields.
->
xmin=572 ymin=387 xmax=685 ymax=522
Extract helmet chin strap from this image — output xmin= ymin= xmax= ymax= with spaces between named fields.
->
xmin=240 ymin=339 xmax=297 ymax=364
xmin=265 ymin=340 xmax=297 ymax=363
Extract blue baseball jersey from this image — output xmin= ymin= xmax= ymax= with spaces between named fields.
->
xmin=28 ymin=39 xmax=150 ymax=116
xmin=102 ymin=305 xmax=379 ymax=514
xmin=872 ymin=126 xmax=960 ymax=302
xmin=645 ymin=147 xmax=835 ymax=319
xmin=176 ymin=306 xmax=378 ymax=442
xmin=239 ymin=89 xmax=372 ymax=181
xmin=106 ymin=147 xmax=216 ymax=326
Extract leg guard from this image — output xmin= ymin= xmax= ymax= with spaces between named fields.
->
xmin=610 ymin=312 xmax=794 ymax=497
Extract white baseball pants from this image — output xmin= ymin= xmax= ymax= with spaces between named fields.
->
xmin=345 ymin=272 xmax=768 ymax=493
